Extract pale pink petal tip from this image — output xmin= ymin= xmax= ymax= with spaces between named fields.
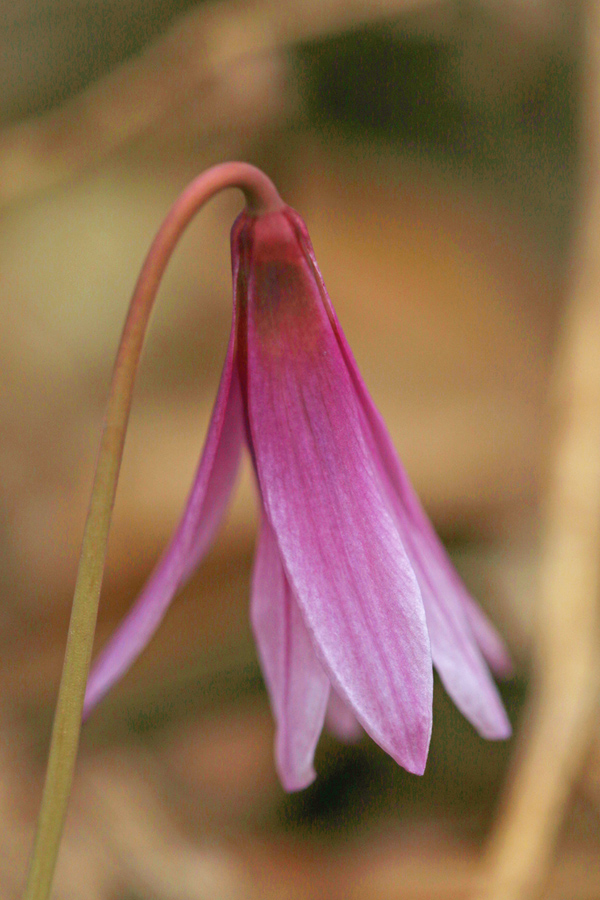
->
xmin=325 ymin=690 xmax=363 ymax=743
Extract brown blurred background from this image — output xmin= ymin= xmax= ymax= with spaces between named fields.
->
xmin=2 ymin=1 xmax=598 ymax=897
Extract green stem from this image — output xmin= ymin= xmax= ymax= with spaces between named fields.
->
xmin=23 ymin=162 xmax=282 ymax=900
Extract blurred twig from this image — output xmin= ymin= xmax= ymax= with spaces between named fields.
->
xmin=475 ymin=2 xmax=600 ymax=897
xmin=0 ymin=0 xmax=437 ymax=209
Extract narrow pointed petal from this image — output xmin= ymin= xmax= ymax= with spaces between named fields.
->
xmin=251 ymin=510 xmax=330 ymax=791
xmin=325 ymin=690 xmax=363 ymax=742
xmin=240 ymin=210 xmax=433 ymax=775
xmin=306 ymin=252 xmax=511 ymax=738
xmin=84 ymin=332 xmax=243 ymax=717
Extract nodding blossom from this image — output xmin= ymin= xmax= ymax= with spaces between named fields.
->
xmin=84 ymin=201 xmax=511 ymax=791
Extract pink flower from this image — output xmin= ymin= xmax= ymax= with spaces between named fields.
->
xmin=84 ymin=204 xmax=511 ymax=791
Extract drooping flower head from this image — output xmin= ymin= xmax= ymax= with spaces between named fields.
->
xmin=84 ymin=189 xmax=511 ymax=791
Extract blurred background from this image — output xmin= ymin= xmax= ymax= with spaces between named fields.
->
xmin=2 ymin=0 xmax=598 ymax=897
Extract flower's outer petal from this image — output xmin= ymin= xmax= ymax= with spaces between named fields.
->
xmin=291 ymin=209 xmax=512 ymax=739
xmin=333 ymin=358 xmax=511 ymax=737
xmin=84 ymin=329 xmax=243 ymax=718
xmin=251 ymin=509 xmax=330 ymax=791
xmin=241 ymin=210 xmax=433 ymax=775
xmin=325 ymin=690 xmax=363 ymax=742
xmin=371 ymin=464 xmax=512 ymax=738
xmin=334 ymin=348 xmax=511 ymax=739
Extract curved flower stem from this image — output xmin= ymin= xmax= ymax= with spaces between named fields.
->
xmin=22 ymin=162 xmax=282 ymax=900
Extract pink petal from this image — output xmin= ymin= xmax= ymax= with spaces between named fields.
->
xmin=292 ymin=210 xmax=511 ymax=739
xmin=325 ymin=690 xmax=363 ymax=743
xmin=239 ymin=210 xmax=433 ymax=775
xmin=349 ymin=389 xmax=511 ymax=738
xmin=251 ymin=509 xmax=330 ymax=791
xmin=84 ymin=328 xmax=243 ymax=717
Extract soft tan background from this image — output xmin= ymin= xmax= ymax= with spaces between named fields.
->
xmin=2 ymin=1 xmax=598 ymax=897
